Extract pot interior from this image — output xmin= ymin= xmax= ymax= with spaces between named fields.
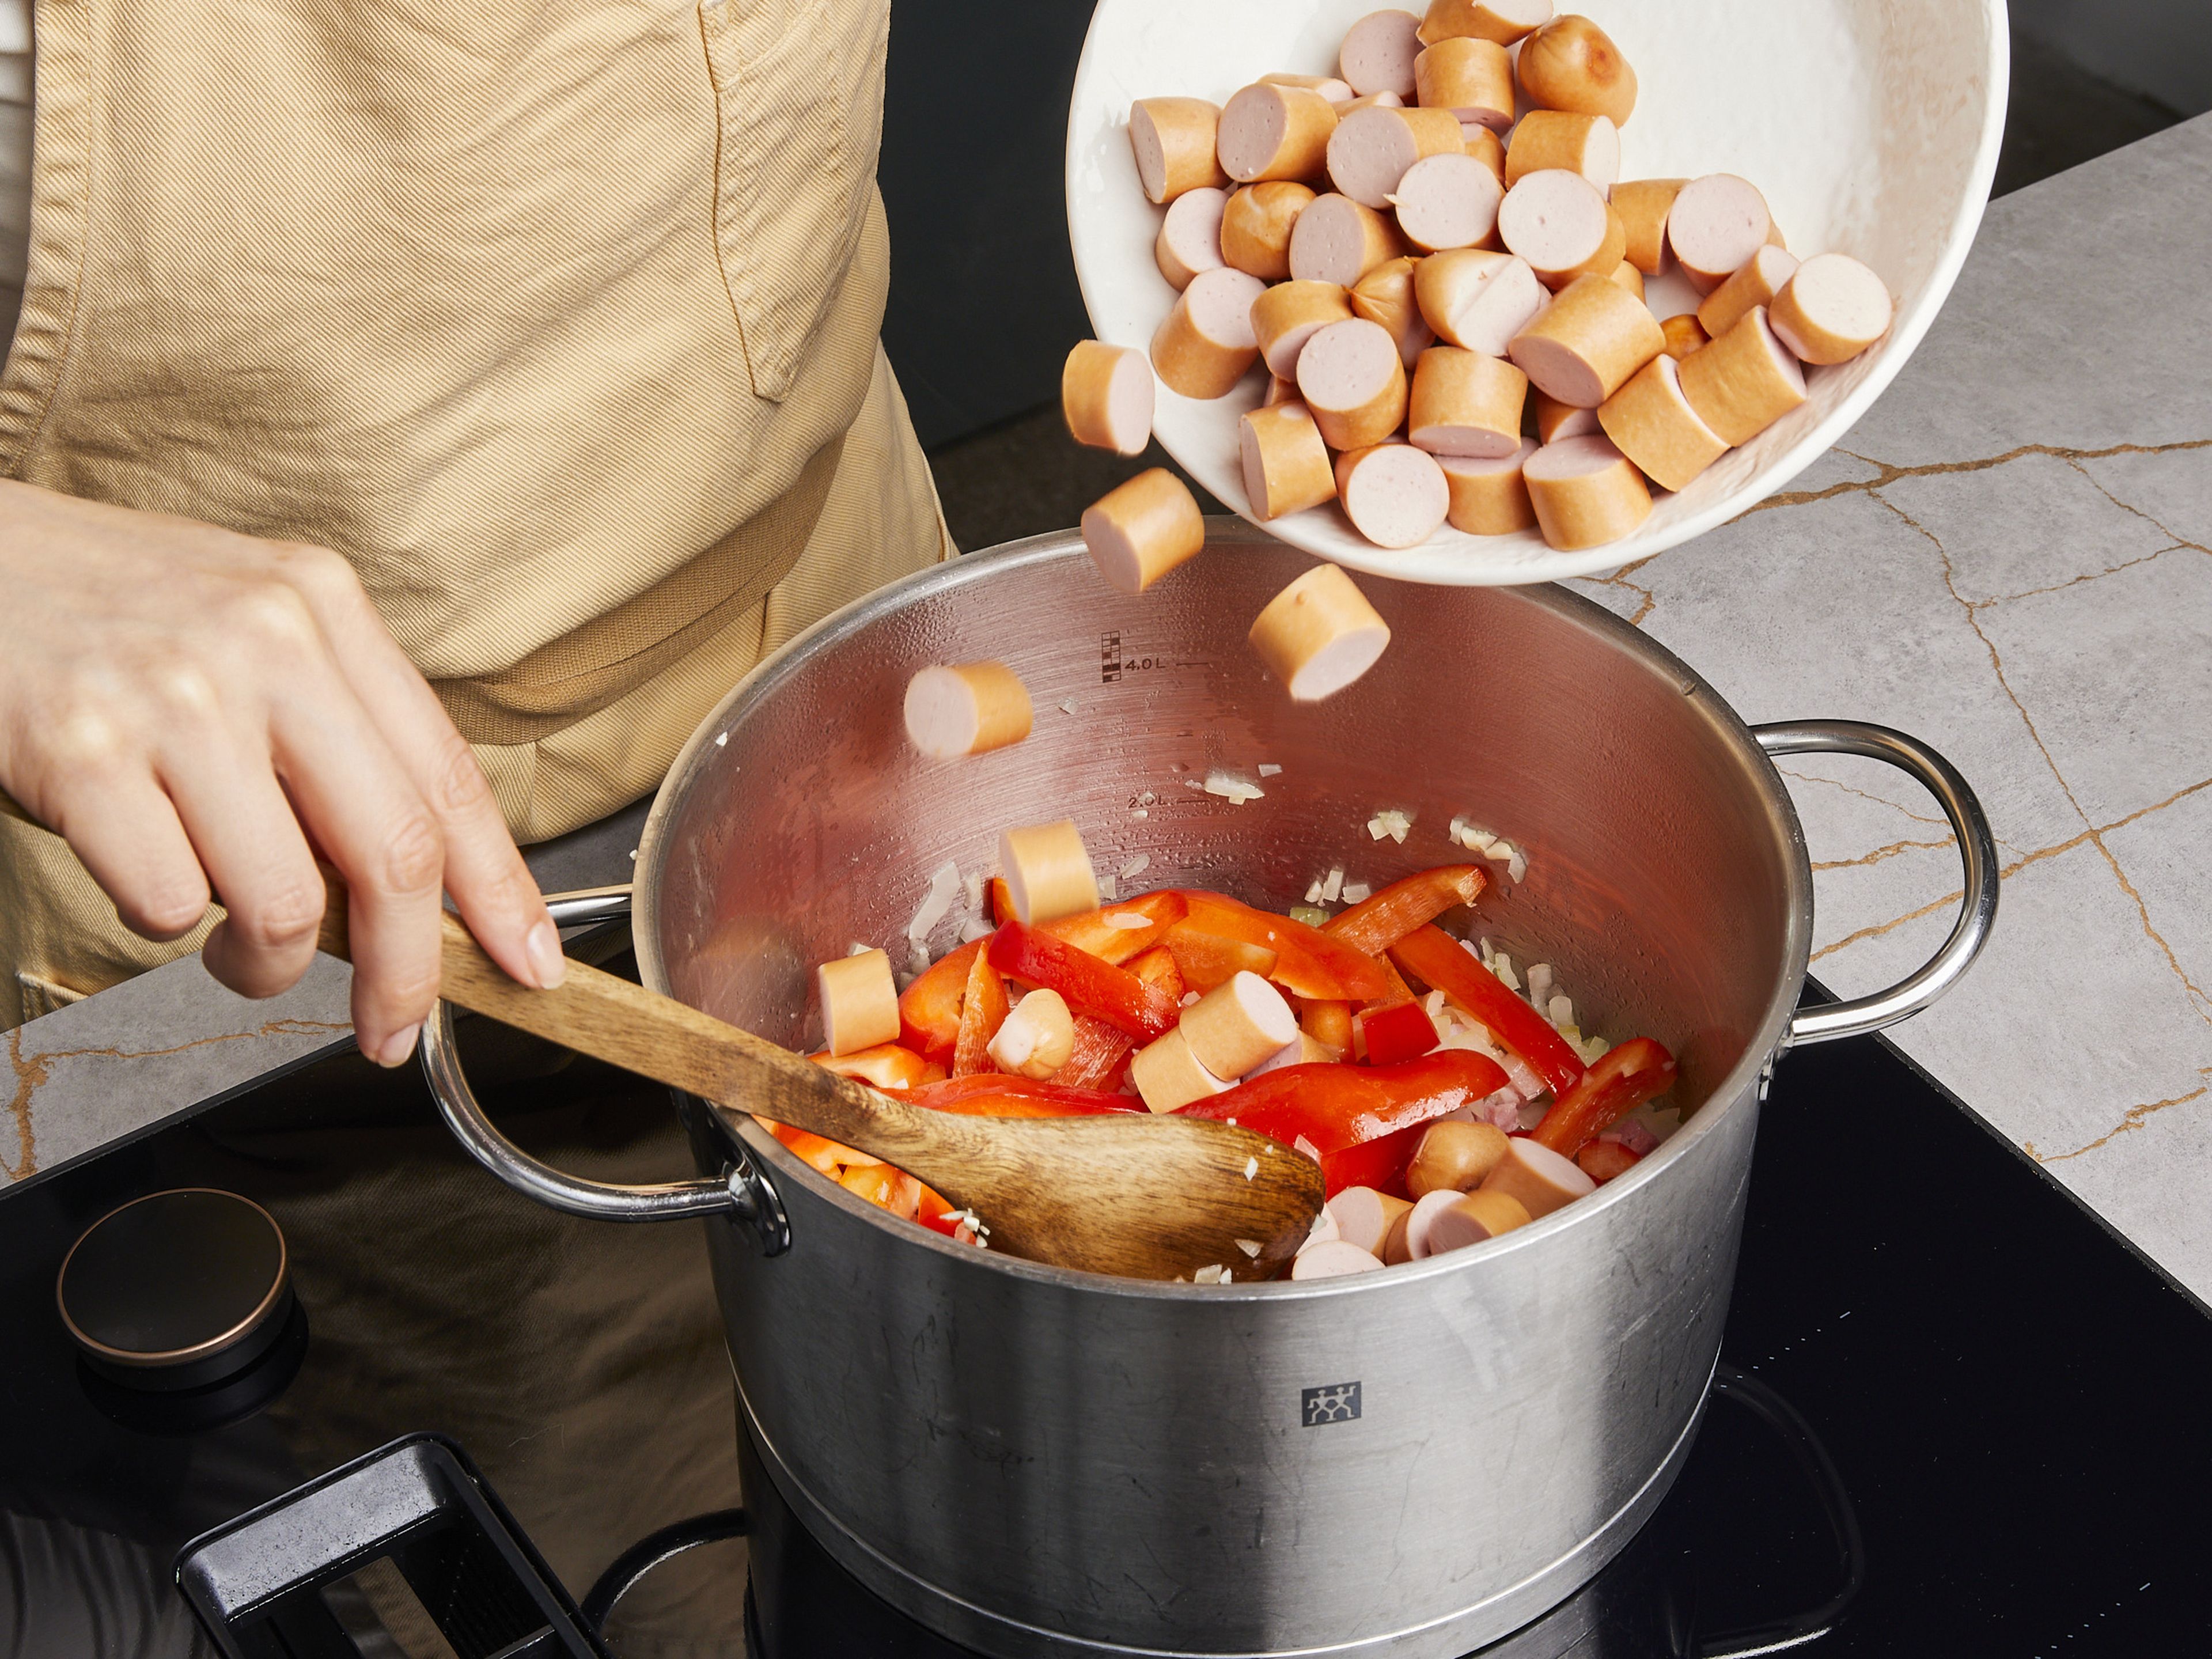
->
xmin=638 ymin=527 xmax=1808 ymax=1175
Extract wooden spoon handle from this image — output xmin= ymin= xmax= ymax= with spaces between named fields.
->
xmin=315 ymin=876 xmax=931 ymax=1162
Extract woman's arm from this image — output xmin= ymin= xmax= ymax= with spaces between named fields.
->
xmin=0 ymin=479 xmax=561 ymax=1063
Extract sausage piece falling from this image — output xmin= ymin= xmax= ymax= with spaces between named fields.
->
xmin=1129 ymin=98 xmax=1229 ymax=204
xmin=1666 ymin=173 xmax=1774 ymax=293
xmin=1350 ymin=254 xmax=1438 ymax=366
xmin=1287 ymin=193 xmax=1406 ymax=287
xmin=999 ymin=819 xmax=1100 ymax=926
xmin=1082 ymin=467 xmax=1206 ymax=594
xmin=1388 ymin=151 xmax=1502 ymax=253
xmin=1696 ymin=243 xmax=1800 ymax=340
xmin=1251 ymin=279 xmax=1356 ymax=379
xmin=1498 ymin=169 xmax=1624 ymax=289
xmin=1339 ymin=9 xmax=1426 ymax=97
xmin=1597 ymin=351 xmax=1729 ymax=492
xmin=903 ymin=661 xmax=1035 ymax=759
xmin=1154 ymin=185 xmax=1227 ymax=290
xmin=1611 ymin=177 xmax=1685 ymax=275
xmin=1408 ymin=345 xmax=1528 ymax=457
xmin=1414 ymin=248 xmax=1546 ymax=354
xmin=1419 ymin=0 xmax=1551 ymax=47
xmin=1061 ymin=340 xmax=1155 ymax=456
xmin=1522 ymin=433 xmax=1653 ymax=549
xmin=1295 ymin=316 xmax=1410 ymax=450
xmin=1414 ymin=36 xmax=1514 ymax=130
xmin=1217 ymin=84 xmax=1340 ymax=184
xmin=1335 ymin=442 xmax=1452 ymax=548
xmin=1239 ymin=402 xmax=1337 ymax=521
xmin=1249 ymin=562 xmax=1392 ymax=701
xmin=1327 ymin=104 xmax=1465 ymax=209
xmin=1438 ymin=440 xmax=1539 ymax=535
xmin=1768 ymin=252 xmax=1893 ymax=365
xmin=1515 ymin=15 xmax=1636 ymax=126
xmin=1677 ymin=305 xmax=1806 ymax=444
xmin=1503 ymin=111 xmax=1620 ymax=195
xmin=1507 ymin=270 xmax=1664 ymax=407
xmin=1180 ymin=970 xmax=1299 ymax=1079
xmin=818 ymin=947 xmax=900 ymax=1057
xmin=1221 ymin=181 xmax=1317 ymax=281
xmin=1150 ymin=266 xmax=1267 ymax=398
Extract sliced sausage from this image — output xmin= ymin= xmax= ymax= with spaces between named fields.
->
xmin=1516 ymin=15 xmax=1636 ymax=126
xmin=1389 ymin=151 xmax=1502 ymax=253
xmin=1503 ymin=111 xmax=1620 ymax=195
xmin=1461 ymin=123 xmax=1505 ymax=184
xmin=1338 ymin=9 xmax=1425 ymax=97
xmin=1597 ymin=351 xmax=1729 ymax=491
xmin=1497 ymin=168 xmax=1624 ymax=289
xmin=1439 ymin=440 xmax=1539 ymax=535
xmin=1507 ymin=269 xmax=1662 ymax=406
xmin=1260 ymin=71 xmax=1355 ymax=104
xmin=817 ymin=947 xmax=900 ymax=1056
xmin=1287 ymin=192 xmax=1406 ymax=286
xmin=1341 ymin=90 xmax=1407 ymax=114
xmin=1607 ymin=259 xmax=1644 ymax=300
xmin=1129 ymin=97 xmax=1228 ymax=204
xmin=1478 ymin=1133 xmax=1596 ymax=1217
xmin=1696 ymin=243 xmax=1800 ymax=339
xmin=1667 ymin=173 xmax=1773 ymax=293
xmin=1248 ymin=562 xmax=1393 ymax=700
xmin=1264 ymin=374 xmax=1301 ymax=406
xmin=1130 ymin=1027 xmax=1232 ymax=1113
xmin=1768 ymin=252 xmax=1893 ymax=364
xmin=904 ymin=661 xmax=1034 ymax=759
xmin=1533 ymin=389 xmax=1599 ymax=443
xmin=1402 ymin=1186 xmax=1466 ymax=1258
xmin=1061 ymin=340 xmax=1154 ymax=456
xmin=1405 ymin=1119 xmax=1511 ymax=1196
xmin=1422 ymin=1189 xmax=1533 ymax=1252
xmin=1252 ymin=279 xmax=1357 ymax=379
xmin=1150 ymin=266 xmax=1267 ymax=398
xmin=1154 ymin=185 xmax=1227 ymax=291
xmin=1326 ymin=1185 xmax=1412 ymax=1255
xmin=1661 ymin=312 xmax=1709 ymax=359
xmin=1082 ymin=467 xmax=1207 ymax=593
xmin=1290 ymin=1239 xmax=1387 ymax=1279
xmin=1413 ymin=248 xmax=1546 ymax=354
xmin=1221 ymin=181 xmax=1317 ymax=281
xmin=1217 ymin=84 xmax=1339 ymax=184
xmin=1294 ymin=316 xmax=1410 ymax=449
xmin=1240 ymin=402 xmax=1338 ymax=521
xmin=1180 ymin=969 xmax=1299 ymax=1078
xmin=1335 ymin=441 xmax=1452 ymax=548
xmin=1327 ymin=104 xmax=1464 ymax=209
xmin=1677 ymin=305 xmax=1806 ymax=444
xmin=1419 ymin=0 xmax=1551 ymax=47
xmin=1521 ymin=433 xmax=1653 ymax=550
xmin=1408 ymin=345 xmax=1528 ymax=457
xmin=1611 ymin=177 xmax=1685 ymax=275
xmin=1414 ymin=36 xmax=1513 ymax=130
xmin=1349 ymin=254 xmax=1438 ymax=366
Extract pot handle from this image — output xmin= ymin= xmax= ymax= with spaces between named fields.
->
xmin=1754 ymin=722 xmax=1999 ymax=1046
xmin=416 ymin=885 xmax=790 ymax=1253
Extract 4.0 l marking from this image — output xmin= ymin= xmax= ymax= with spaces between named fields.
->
xmin=1302 ymin=1381 xmax=1362 ymax=1426
xmin=1100 ymin=631 xmax=1175 ymax=683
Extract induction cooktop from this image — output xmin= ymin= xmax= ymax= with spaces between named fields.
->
xmin=1 ymin=980 xmax=2206 ymax=1658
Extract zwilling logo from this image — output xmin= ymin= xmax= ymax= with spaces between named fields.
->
xmin=1301 ymin=1381 xmax=1361 ymax=1427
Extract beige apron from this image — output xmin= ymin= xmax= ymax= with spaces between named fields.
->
xmin=0 ymin=3 xmax=948 ymax=1649
xmin=0 ymin=0 xmax=949 ymax=1026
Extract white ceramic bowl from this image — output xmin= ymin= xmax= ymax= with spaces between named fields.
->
xmin=1066 ymin=0 xmax=2008 ymax=585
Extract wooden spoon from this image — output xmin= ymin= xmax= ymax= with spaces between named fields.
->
xmin=311 ymin=881 xmax=1323 ymax=1281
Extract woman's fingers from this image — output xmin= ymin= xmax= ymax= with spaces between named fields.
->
xmin=35 ymin=719 xmax=212 ymax=941
xmin=275 ymin=546 xmax=562 ymax=994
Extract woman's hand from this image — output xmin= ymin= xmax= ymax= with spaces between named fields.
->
xmin=0 ymin=480 xmax=563 ymax=1063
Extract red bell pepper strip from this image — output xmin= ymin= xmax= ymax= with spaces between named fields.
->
xmin=1176 ymin=1050 xmax=1509 ymax=1196
xmin=1576 ymin=1141 xmax=1643 ymax=1184
xmin=808 ymin=1042 xmax=942 ymax=1089
xmin=1043 ymin=891 xmax=1189 ymax=965
xmin=1356 ymin=999 xmax=1439 ymax=1066
xmin=889 ymin=1074 xmax=1143 ymax=1117
xmin=1388 ymin=925 xmax=1586 ymax=1099
xmin=1532 ymin=1036 xmax=1677 ymax=1156
xmin=1323 ymin=865 xmax=1488 ymax=956
xmin=1172 ymin=892 xmax=1393 ymax=1001
xmin=987 ymin=921 xmax=1180 ymax=1041
xmin=1300 ymin=998 xmax=1353 ymax=1056
xmin=1128 ymin=944 xmax=1187 ymax=1002
xmin=951 ymin=948 xmax=1009 ymax=1077
xmin=1161 ymin=918 xmax=1278 ymax=991
xmin=1317 ymin=1119 xmax=1431 ymax=1199
xmin=897 ymin=938 xmax=982 ymax=1062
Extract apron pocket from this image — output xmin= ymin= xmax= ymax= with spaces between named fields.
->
xmin=700 ymin=0 xmax=890 ymax=402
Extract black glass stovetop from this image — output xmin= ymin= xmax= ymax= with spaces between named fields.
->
xmin=2 ymin=983 xmax=2208 ymax=1658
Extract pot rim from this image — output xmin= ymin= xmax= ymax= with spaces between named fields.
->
xmin=635 ymin=524 xmax=1813 ymax=1296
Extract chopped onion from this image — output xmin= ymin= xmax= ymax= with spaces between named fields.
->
xmin=1341 ymin=881 xmax=1372 ymax=903
xmin=1293 ymin=1134 xmax=1321 ymax=1162
xmin=907 ymin=859 xmax=961 ymax=944
xmin=1204 ymin=769 xmax=1264 ymax=803
xmin=1235 ymin=1238 xmax=1263 ymax=1258
xmin=1119 ymin=854 xmax=1151 ymax=880
xmin=1099 ymin=874 xmax=1118 ymax=900
xmin=1257 ymin=763 xmax=1282 ymax=777
xmin=1194 ymin=1264 xmax=1224 ymax=1285
xmin=1104 ymin=912 xmax=1152 ymax=930
xmin=1059 ymin=698 xmax=1078 ymax=714
xmin=1321 ymin=866 xmax=1344 ymax=903
xmin=1289 ymin=904 xmax=1330 ymax=927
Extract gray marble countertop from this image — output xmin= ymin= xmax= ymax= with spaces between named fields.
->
xmin=9 ymin=118 xmax=2209 ymax=1305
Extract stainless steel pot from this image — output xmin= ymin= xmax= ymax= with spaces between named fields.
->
xmin=421 ymin=522 xmax=1997 ymax=1657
